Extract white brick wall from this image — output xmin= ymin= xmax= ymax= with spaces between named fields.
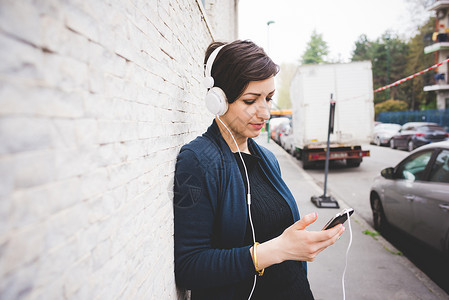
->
xmin=0 ymin=0 xmax=237 ymax=299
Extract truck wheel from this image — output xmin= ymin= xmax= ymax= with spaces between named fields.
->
xmin=301 ymin=150 xmax=313 ymax=169
xmin=346 ymin=158 xmax=361 ymax=167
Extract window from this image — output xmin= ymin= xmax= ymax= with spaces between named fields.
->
xmin=429 ymin=149 xmax=449 ymax=183
xmin=396 ymin=150 xmax=433 ymax=181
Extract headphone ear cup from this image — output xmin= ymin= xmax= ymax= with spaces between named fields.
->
xmin=205 ymin=87 xmax=228 ymax=116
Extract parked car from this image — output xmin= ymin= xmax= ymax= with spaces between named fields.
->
xmin=372 ymin=123 xmax=401 ymax=146
xmin=272 ymin=118 xmax=291 ymax=144
xmin=389 ymin=122 xmax=449 ymax=151
xmin=370 ymin=141 xmax=449 ymax=254
xmin=280 ymin=125 xmax=295 ymax=155
xmin=268 ymin=117 xmax=290 ymax=141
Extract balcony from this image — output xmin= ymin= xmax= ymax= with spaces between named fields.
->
xmin=423 ymin=84 xmax=449 ymax=91
xmin=424 ymin=33 xmax=449 ymax=54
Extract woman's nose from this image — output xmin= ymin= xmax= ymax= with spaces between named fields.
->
xmin=256 ymin=101 xmax=270 ymax=120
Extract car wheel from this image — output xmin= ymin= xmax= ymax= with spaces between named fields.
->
xmin=407 ymin=140 xmax=414 ymax=152
xmin=389 ymin=139 xmax=396 ymax=149
xmin=372 ymin=195 xmax=388 ymax=232
xmin=375 ymin=136 xmax=381 ymax=146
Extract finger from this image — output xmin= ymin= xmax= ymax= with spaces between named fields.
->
xmin=312 ymin=224 xmax=344 ymax=242
xmin=293 ymin=212 xmax=318 ymax=230
xmin=314 ymin=227 xmax=345 ymax=253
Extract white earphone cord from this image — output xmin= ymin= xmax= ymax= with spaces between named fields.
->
xmin=216 ymin=116 xmax=257 ymax=300
xmin=342 ymin=211 xmax=353 ymax=300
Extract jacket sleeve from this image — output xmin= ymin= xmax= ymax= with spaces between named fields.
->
xmin=173 ymin=148 xmax=256 ymax=289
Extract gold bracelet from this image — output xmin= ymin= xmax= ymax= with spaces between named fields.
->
xmin=252 ymin=242 xmax=265 ymax=276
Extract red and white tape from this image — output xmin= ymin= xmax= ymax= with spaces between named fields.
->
xmin=373 ymin=58 xmax=449 ymax=93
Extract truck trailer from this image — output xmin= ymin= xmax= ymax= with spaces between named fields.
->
xmin=289 ymin=61 xmax=374 ymax=168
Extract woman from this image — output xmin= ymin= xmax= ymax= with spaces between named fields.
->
xmin=174 ymin=40 xmax=344 ymax=299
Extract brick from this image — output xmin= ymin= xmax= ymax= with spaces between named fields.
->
xmin=62 ymin=1 xmax=99 ymax=43
xmin=0 ymin=1 xmax=42 ymax=48
xmin=0 ymin=259 xmax=37 ymax=299
xmin=0 ymin=224 xmax=45 ymax=276
xmin=0 ymin=34 xmax=45 ymax=83
xmin=0 ymin=117 xmax=52 ymax=154
xmin=0 ymin=83 xmax=85 ymax=118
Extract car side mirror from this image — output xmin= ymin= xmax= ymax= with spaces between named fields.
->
xmin=381 ymin=167 xmax=394 ymax=179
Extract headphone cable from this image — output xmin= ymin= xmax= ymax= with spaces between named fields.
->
xmin=216 ymin=116 xmax=257 ymax=300
xmin=342 ymin=210 xmax=353 ymax=300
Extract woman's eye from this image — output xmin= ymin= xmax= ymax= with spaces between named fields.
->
xmin=243 ymin=100 xmax=256 ymax=105
xmin=266 ymin=97 xmax=273 ymax=102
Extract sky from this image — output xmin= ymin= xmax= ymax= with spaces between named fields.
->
xmin=238 ymin=0 xmax=433 ymax=65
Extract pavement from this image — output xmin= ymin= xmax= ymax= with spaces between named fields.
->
xmin=254 ymin=133 xmax=449 ymax=300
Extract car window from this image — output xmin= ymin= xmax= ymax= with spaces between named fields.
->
xmin=419 ymin=126 xmax=444 ymax=131
xmin=396 ymin=150 xmax=433 ymax=181
xmin=428 ymin=149 xmax=449 ymax=183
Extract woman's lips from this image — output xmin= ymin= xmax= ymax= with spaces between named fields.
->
xmin=250 ymin=123 xmax=264 ymax=130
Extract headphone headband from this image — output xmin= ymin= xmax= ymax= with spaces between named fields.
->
xmin=204 ymin=44 xmax=226 ymax=81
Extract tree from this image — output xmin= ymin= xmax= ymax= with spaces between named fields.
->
xmin=351 ymin=32 xmax=409 ymax=104
xmin=403 ymin=17 xmax=436 ymax=110
xmin=276 ymin=63 xmax=296 ymax=109
xmin=352 ymin=34 xmax=371 ymax=61
xmin=301 ymin=30 xmax=329 ymax=65
xmin=375 ymin=99 xmax=408 ymax=115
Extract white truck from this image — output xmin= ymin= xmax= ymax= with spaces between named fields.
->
xmin=289 ymin=61 xmax=374 ymax=168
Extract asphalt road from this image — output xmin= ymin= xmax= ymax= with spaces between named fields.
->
xmin=301 ymin=144 xmax=408 ymax=226
xmin=287 ymin=143 xmax=449 ymax=294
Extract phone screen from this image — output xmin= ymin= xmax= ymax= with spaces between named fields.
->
xmin=322 ymin=208 xmax=354 ymax=230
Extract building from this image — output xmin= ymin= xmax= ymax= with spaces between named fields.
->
xmin=0 ymin=0 xmax=238 ymax=299
xmin=424 ymin=0 xmax=449 ymax=109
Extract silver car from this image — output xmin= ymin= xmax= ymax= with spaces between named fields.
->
xmin=372 ymin=123 xmax=401 ymax=146
xmin=370 ymin=141 xmax=449 ymax=254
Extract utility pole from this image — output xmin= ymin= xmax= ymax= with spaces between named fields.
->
xmin=385 ymin=33 xmax=391 ymax=100
xmin=266 ymin=20 xmax=275 ymax=143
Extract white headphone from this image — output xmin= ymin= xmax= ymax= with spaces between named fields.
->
xmin=203 ymin=44 xmax=228 ymax=116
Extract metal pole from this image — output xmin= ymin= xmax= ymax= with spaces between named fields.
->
xmin=323 ymin=94 xmax=334 ymax=197
xmin=385 ymin=34 xmax=390 ymax=100
xmin=266 ymin=20 xmax=275 ymax=143
xmin=310 ymin=93 xmax=339 ymax=208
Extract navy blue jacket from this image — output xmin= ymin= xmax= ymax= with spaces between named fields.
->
xmin=174 ymin=120 xmax=304 ymax=299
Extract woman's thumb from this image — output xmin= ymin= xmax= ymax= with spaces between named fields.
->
xmin=293 ymin=212 xmax=318 ymax=230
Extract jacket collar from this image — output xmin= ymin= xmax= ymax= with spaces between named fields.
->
xmin=204 ymin=118 xmax=260 ymax=155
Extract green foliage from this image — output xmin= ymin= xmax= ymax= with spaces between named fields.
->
xmin=351 ymin=18 xmax=437 ymax=109
xmin=404 ymin=17 xmax=436 ymax=110
xmin=375 ymin=99 xmax=409 ymax=115
xmin=352 ymin=34 xmax=371 ymax=61
xmin=301 ymin=30 xmax=329 ymax=65
xmin=362 ymin=230 xmax=379 ymax=240
xmin=276 ymin=63 xmax=296 ymax=109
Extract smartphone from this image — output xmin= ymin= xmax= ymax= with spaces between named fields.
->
xmin=322 ymin=208 xmax=354 ymax=230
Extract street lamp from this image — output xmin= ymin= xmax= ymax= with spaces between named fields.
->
xmin=385 ymin=33 xmax=390 ymax=100
xmin=266 ymin=20 xmax=275 ymax=54
xmin=266 ymin=20 xmax=275 ymax=142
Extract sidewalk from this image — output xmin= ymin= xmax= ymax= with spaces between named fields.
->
xmin=254 ymin=134 xmax=449 ymax=300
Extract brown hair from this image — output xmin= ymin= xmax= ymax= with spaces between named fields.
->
xmin=204 ymin=40 xmax=279 ymax=103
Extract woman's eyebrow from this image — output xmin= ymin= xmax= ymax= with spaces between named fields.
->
xmin=242 ymin=90 xmax=275 ymax=96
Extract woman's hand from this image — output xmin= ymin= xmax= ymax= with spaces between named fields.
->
xmin=253 ymin=213 xmax=345 ymax=269
xmin=276 ymin=212 xmax=345 ymax=262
